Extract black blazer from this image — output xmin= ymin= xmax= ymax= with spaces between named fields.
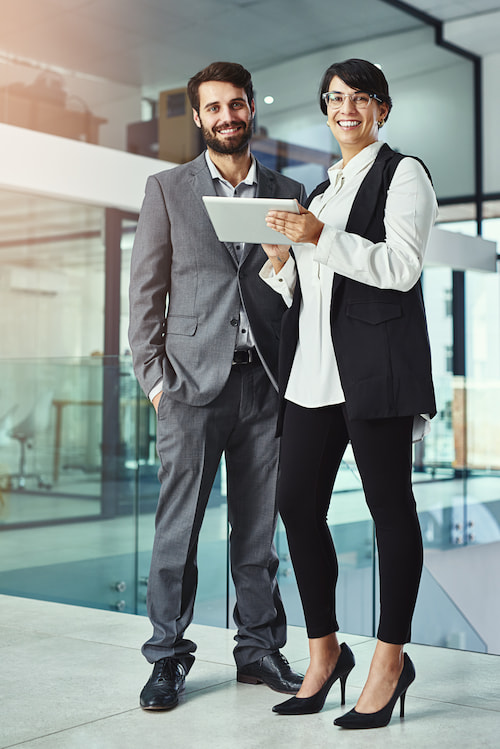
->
xmin=277 ymin=144 xmax=436 ymax=432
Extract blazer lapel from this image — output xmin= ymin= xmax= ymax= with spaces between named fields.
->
xmin=189 ymin=153 xmax=239 ymax=266
xmin=239 ymin=160 xmax=276 ymax=265
xmin=255 ymin=162 xmax=276 ymax=199
xmin=332 ymin=144 xmax=394 ymax=303
xmin=345 ymin=143 xmax=392 ymax=238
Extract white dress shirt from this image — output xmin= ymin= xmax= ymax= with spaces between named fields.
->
xmin=260 ymin=140 xmax=438 ymax=438
xmin=205 ymin=150 xmax=257 ymax=352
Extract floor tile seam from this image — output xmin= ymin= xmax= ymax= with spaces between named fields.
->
xmin=0 ymin=630 xmax=147 ymax=652
xmin=395 ymin=692 xmax=500 ymax=712
xmin=195 ymin=654 xmax=312 ymax=668
xmin=186 ymin=676 xmax=238 ymax=694
xmin=190 ymin=656 xmax=238 ymax=669
xmin=191 ymin=675 xmax=499 ymax=710
xmin=0 ymin=708 xmax=145 ymax=749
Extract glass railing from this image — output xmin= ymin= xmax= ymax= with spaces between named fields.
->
xmin=0 ymin=356 xmax=498 ymax=653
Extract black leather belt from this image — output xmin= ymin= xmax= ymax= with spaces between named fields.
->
xmin=232 ymin=349 xmax=259 ymax=365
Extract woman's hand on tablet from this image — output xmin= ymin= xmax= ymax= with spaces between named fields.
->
xmin=266 ymin=203 xmax=324 ymax=245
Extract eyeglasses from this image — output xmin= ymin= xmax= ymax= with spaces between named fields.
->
xmin=321 ymin=91 xmax=383 ymax=110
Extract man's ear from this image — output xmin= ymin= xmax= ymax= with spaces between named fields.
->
xmin=192 ymin=109 xmax=201 ymax=129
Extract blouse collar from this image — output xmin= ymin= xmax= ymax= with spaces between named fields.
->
xmin=328 ymin=140 xmax=385 ymax=184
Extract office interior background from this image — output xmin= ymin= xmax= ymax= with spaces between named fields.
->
xmin=0 ymin=0 xmax=499 ymax=658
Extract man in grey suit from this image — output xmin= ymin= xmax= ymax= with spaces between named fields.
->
xmin=129 ymin=61 xmax=306 ymax=711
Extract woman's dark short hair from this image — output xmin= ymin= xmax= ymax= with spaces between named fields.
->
xmin=319 ymin=58 xmax=392 ymax=122
xmin=187 ymin=61 xmax=254 ymax=113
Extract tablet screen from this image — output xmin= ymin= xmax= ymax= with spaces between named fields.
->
xmin=202 ymin=196 xmax=300 ymax=244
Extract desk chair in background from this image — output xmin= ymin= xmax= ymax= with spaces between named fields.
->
xmin=0 ymin=404 xmax=18 ymax=447
xmin=5 ymin=391 xmax=54 ymax=490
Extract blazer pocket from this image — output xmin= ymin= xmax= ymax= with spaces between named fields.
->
xmin=166 ymin=315 xmax=198 ymax=335
xmin=346 ymin=302 xmax=402 ymax=325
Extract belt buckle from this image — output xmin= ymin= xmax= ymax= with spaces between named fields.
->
xmin=232 ymin=349 xmax=253 ymax=365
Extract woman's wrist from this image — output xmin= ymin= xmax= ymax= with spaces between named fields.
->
xmin=312 ymin=222 xmax=325 ymax=246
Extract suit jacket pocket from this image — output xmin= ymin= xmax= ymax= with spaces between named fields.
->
xmin=166 ymin=315 xmax=198 ymax=335
xmin=346 ymin=302 xmax=402 ymax=325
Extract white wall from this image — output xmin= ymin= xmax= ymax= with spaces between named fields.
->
xmin=0 ymin=123 xmax=164 ymax=212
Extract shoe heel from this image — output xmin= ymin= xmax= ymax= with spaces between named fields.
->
xmin=400 ymin=689 xmax=407 ymax=718
xmin=237 ymin=673 xmax=262 ymax=685
xmin=339 ymin=658 xmax=355 ymax=706
xmin=339 ymin=674 xmax=348 ymax=706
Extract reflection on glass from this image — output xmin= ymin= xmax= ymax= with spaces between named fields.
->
xmin=0 ymin=353 xmax=498 ymax=653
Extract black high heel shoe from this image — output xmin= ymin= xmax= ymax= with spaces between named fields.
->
xmin=333 ymin=652 xmax=415 ymax=729
xmin=272 ymin=642 xmax=355 ymax=715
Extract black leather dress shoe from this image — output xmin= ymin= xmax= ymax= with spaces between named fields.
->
xmin=237 ymin=651 xmax=303 ymax=694
xmin=140 ymin=658 xmax=187 ymax=710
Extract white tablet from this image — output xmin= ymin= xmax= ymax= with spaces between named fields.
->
xmin=202 ymin=195 xmax=300 ymax=244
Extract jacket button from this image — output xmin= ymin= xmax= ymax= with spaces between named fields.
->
xmin=230 ymin=318 xmax=238 ymax=327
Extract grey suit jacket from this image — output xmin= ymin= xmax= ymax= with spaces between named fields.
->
xmin=128 ymin=152 xmax=306 ymax=406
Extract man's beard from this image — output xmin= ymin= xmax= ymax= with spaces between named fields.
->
xmin=200 ymin=119 xmax=253 ymax=155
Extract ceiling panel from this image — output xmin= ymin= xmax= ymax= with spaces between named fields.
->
xmin=406 ymin=0 xmax=500 ymax=20
xmin=445 ymin=10 xmax=500 ymax=55
xmin=0 ymin=1 xmax=498 ymax=95
xmin=0 ymin=0 xmax=498 ymax=274
xmin=403 ymin=0 xmax=500 ymax=55
xmin=0 ymin=0 xmax=423 ymax=90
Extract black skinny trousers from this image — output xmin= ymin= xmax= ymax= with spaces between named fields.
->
xmin=277 ymin=402 xmax=423 ymax=644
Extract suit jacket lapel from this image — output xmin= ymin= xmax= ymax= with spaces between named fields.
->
xmin=239 ymin=160 xmax=276 ymax=266
xmin=255 ymin=161 xmax=276 ymax=199
xmin=190 ymin=153 xmax=278 ymax=268
xmin=189 ymin=153 xmax=239 ymax=266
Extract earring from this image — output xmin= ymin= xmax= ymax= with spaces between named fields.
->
xmin=378 ymin=119 xmax=385 ymax=128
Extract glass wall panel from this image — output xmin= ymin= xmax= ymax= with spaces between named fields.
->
xmin=0 ymin=358 xmax=137 ymax=613
xmin=0 ymin=357 xmax=230 ymax=626
xmin=0 ymin=189 xmax=106 ymax=358
xmin=406 ymin=248 xmax=500 ymax=655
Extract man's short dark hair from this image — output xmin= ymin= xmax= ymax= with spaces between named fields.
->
xmin=187 ymin=61 xmax=254 ymax=113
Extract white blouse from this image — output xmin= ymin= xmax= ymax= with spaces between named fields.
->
xmin=260 ymin=141 xmax=438 ymax=435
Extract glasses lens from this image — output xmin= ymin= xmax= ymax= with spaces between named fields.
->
xmin=324 ymin=93 xmax=372 ymax=109
xmin=352 ymin=94 xmax=370 ymax=109
xmin=325 ymin=93 xmax=345 ymax=107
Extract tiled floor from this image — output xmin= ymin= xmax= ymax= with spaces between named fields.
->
xmin=0 ymin=595 xmax=499 ymax=749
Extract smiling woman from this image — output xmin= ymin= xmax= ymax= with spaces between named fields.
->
xmin=259 ymin=58 xmax=439 ymax=730
xmin=319 ymin=58 xmax=392 ymax=165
